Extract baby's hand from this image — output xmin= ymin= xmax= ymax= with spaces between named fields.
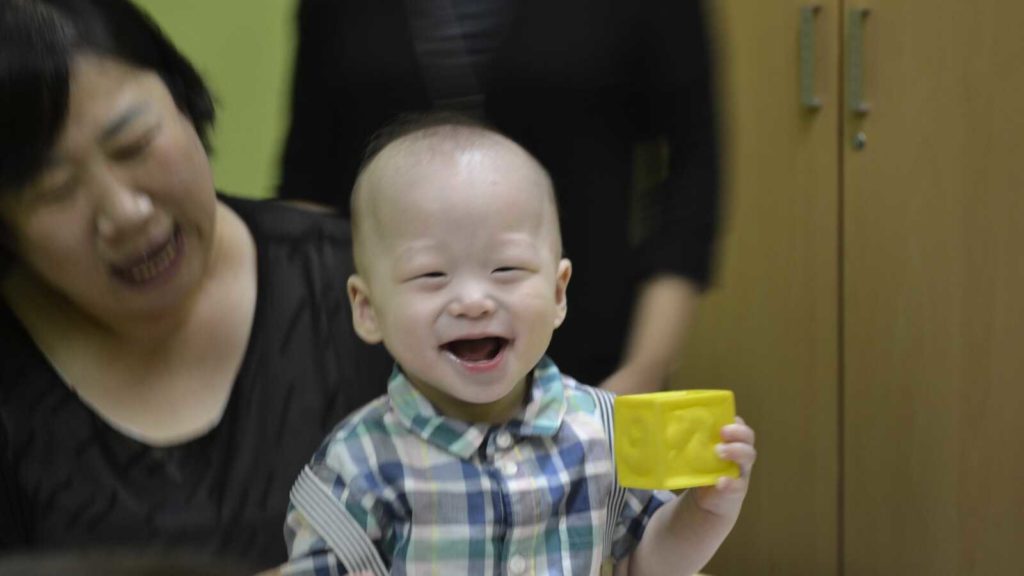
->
xmin=692 ymin=416 xmax=757 ymax=518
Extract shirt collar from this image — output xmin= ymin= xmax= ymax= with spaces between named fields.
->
xmin=387 ymin=356 xmax=568 ymax=459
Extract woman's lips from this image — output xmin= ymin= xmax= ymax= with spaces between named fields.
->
xmin=110 ymin=227 xmax=184 ymax=286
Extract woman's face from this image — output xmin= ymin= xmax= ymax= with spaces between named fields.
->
xmin=0 ymin=54 xmax=217 ymax=326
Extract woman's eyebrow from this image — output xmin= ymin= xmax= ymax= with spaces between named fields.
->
xmin=100 ymin=103 xmax=150 ymax=143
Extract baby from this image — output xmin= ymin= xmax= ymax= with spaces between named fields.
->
xmin=283 ymin=114 xmax=756 ymax=575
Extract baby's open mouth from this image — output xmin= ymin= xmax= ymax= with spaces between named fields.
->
xmin=442 ymin=337 xmax=509 ymax=363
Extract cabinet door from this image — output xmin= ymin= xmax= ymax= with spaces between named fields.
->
xmin=843 ymin=1 xmax=1024 ymax=573
xmin=674 ymin=2 xmax=841 ymax=574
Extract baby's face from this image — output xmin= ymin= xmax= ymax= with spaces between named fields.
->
xmin=349 ymin=139 xmax=570 ymax=421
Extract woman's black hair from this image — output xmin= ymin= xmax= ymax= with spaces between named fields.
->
xmin=0 ymin=0 xmax=215 ymax=271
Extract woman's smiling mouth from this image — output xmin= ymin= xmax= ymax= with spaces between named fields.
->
xmin=110 ymin=227 xmax=184 ymax=286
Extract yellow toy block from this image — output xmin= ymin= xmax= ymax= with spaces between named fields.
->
xmin=614 ymin=390 xmax=740 ymax=490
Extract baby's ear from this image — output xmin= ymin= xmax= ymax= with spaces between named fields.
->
xmin=347 ymin=274 xmax=383 ymax=344
xmin=553 ymin=258 xmax=572 ymax=328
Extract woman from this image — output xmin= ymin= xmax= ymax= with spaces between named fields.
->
xmin=0 ymin=0 xmax=391 ymax=570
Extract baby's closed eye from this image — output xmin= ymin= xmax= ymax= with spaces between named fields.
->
xmin=403 ymin=270 xmax=449 ymax=289
xmin=491 ymin=266 xmax=533 ymax=281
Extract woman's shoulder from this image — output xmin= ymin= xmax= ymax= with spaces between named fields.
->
xmin=219 ymin=194 xmax=358 ymax=284
xmin=219 ymin=194 xmax=351 ymax=245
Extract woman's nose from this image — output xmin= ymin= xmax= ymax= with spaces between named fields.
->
xmin=95 ymin=181 xmax=153 ymax=240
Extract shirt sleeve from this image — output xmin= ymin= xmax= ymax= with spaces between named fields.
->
xmin=282 ymin=501 xmax=349 ymax=576
xmin=633 ymin=0 xmax=720 ymax=289
xmin=283 ymin=431 xmax=392 ymax=575
xmin=278 ymin=0 xmax=345 ymax=206
xmin=610 ymin=488 xmax=675 ymax=561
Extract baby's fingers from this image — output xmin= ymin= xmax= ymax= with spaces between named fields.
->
xmin=721 ymin=416 xmax=755 ymax=446
xmin=716 ymin=441 xmax=757 ymax=482
xmin=716 ymin=442 xmax=757 ymax=467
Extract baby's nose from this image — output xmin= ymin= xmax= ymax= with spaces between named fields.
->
xmin=446 ymin=288 xmax=497 ymax=318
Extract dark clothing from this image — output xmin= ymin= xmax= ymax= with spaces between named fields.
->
xmin=279 ymin=0 xmax=719 ymax=383
xmin=0 ymin=196 xmax=392 ymax=569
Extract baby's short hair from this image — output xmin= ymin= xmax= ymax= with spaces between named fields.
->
xmin=357 ymin=111 xmax=497 ymax=177
xmin=350 ymin=112 xmax=561 ymax=272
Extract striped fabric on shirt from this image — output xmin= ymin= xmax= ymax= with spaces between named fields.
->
xmin=283 ymin=356 xmax=672 ymax=575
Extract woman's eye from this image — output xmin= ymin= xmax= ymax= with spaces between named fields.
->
xmin=110 ymin=129 xmax=157 ymax=161
xmin=29 ymin=176 xmax=77 ymax=204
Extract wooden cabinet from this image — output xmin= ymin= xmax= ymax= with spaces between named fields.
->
xmin=673 ymin=2 xmax=1024 ymax=574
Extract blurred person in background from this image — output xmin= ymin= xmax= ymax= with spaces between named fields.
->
xmin=279 ymin=0 xmax=721 ymax=395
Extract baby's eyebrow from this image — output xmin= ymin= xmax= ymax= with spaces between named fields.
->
xmin=392 ymin=241 xmax=443 ymax=266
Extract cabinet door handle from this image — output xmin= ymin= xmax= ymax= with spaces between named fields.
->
xmin=847 ymin=8 xmax=871 ymax=115
xmin=800 ymin=5 xmax=823 ymax=110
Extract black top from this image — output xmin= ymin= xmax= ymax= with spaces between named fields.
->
xmin=279 ymin=0 xmax=720 ymax=383
xmin=0 ymin=196 xmax=392 ymax=569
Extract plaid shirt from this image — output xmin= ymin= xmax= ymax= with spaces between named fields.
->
xmin=284 ymin=357 xmax=672 ymax=575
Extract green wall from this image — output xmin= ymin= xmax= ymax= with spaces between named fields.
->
xmin=135 ymin=0 xmax=298 ymax=199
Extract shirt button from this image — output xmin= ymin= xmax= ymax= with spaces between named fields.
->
xmin=509 ymin=554 xmax=527 ymax=574
xmin=496 ymin=431 xmax=513 ymax=449
xmin=501 ymin=461 xmax=519 ymax=476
